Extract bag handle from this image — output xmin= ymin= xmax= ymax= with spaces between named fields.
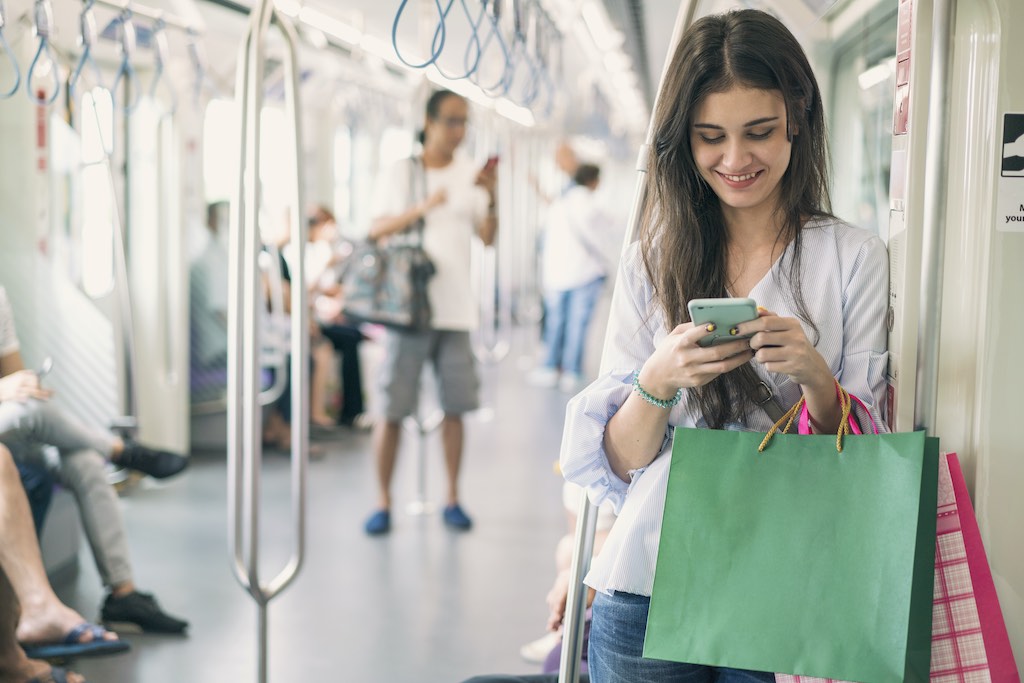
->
xmin=758 ymin=379 xmax=856 ymax=453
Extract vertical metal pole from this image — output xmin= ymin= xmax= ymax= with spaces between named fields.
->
xmin=557 ymin=3 xmax=696 ymax=682
xmin=913 ymin=0 xmax=956 ymax=434
xmin=227 ymin=3 xmax=306 ymax=682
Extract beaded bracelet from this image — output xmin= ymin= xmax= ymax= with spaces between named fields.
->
xmin=632 ymin=370 xmax=683 ymax=409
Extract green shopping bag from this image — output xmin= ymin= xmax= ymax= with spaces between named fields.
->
xmin=643 ymin=427 xmax=939 ymax=682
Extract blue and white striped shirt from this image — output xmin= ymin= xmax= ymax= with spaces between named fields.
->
xmin=559 ymin=216 xmax=889 ymax=597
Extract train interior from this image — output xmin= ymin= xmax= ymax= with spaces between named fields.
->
xmin=0 ymin=0 xmax=1022 ymax=680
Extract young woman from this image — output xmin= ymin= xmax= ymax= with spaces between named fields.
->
xmin=559 ymin=10 xmax=888 ymax=682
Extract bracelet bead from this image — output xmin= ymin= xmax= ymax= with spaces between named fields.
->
xmin=632 ymin=371 xmax=683 ymax=409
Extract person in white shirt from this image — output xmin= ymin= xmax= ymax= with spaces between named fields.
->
xmin=530 ymin=163 xmax=617 ymax=393
xmin=363 ymin=90 xmax=497 ymax=535
xmin=559 ymin=10 xmax=888 ymax=682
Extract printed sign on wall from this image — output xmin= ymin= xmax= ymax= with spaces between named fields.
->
xmin=998 ymin=113 xmax=1024 ymax=232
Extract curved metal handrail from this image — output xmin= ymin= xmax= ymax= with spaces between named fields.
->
xmin=227 ymin=2 xmax=306 ymax=682
xmin=557 ymin=3 xmax=695 ymax=682
xmin=0 ymin=0 xmax=22 ymax=99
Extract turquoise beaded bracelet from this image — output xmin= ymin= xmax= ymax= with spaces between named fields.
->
xmin=632 ymin=371 xmax=683 ymax=409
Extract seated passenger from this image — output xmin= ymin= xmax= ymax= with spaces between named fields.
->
xmin=0 ymin=443 xmax=125 ymax=671
xmin=304 ymin=206 xmax=369 ymax=429
xmin=0 ymin=286 xmax=189 ymax=634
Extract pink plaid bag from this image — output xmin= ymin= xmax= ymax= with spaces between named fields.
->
xmin=776 ymin=450 xmax=1019 ymax=683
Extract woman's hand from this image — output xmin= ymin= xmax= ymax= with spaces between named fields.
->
xmin=637 ymin=322 xmax=755 ymax=399
xmin=739 ymin=308 xmax=841 ymax=432
xmin=0 ymin=370 xmax=53 ymax=403
xmin=738 ymin=309 xmax=831 ymax=390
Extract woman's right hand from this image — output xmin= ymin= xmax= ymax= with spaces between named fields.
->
xmin=0 ymin=370 xmax=53 ymax=403
xmin=637 ymin=322 xmax=755 ymax=398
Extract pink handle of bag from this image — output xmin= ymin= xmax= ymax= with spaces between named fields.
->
xmin=797 ymin=381 xmax=879 ymax=436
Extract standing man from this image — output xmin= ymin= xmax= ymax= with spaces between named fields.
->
xmin=363 ymin=90 xmax=498 ymax=535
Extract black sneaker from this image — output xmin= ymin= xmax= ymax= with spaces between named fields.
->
xmin=117 ymin=442 xmax=188 ymax=479
xmin=101 ymin=591 xmax=189 ymax=634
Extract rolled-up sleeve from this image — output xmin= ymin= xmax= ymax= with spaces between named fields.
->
xmin=559 ymin=244 xmax=661 ymax=512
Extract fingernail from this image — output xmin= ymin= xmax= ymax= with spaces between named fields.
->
xmin=706 ymin=323 xmax=716 ymax=332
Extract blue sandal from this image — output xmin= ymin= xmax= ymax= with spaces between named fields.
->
xmin=21 ymin=622 xmax=130 ymax=661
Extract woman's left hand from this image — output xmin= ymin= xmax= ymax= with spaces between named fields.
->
xmin=738 ymin=309 xmax=831 ymax=389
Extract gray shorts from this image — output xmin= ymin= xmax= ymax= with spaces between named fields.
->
xmin=378 ymin=329 xmax=480 ymax=420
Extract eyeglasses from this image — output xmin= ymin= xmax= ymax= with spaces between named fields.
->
xmin=435 ymin=116 xmax=468 ymax=129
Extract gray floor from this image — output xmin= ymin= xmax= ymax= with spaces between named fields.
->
xmin=54 ymin=323 xmax=600 ymax=683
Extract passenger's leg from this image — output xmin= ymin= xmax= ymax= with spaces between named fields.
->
xmin=440 ymin=415 xmax=463 ymax=506
xmin=0 ymin=400 xmax=186 ymax=480
xmin=0 ymin=401 xmax=116 ymax=460
xmin=322 ymin=324 xmax=365 ymax=423
xmin=310 ymin=339 xmax=336 ymax=427
xmin=50 ymin=449 xmax=134 ymax=591
xmin=0 ymin=447 xmax=117 ymax=647
xmin=541 ymin=290 xmax=569 ymax=370
xmin=435 ymin=332 xmax=479 ymax=530
xmin=53 ymin=450 xmax=188 ymax=634
xmin=0 ymin=565 xmax=86 ymax=683
xmin=365 ymin=330 xmax=425 ymax=534
xmin=560 ymin=277 xmax=605 ymax=379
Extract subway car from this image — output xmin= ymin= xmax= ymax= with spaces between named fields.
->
xmin=0 ymin=0 xmax=1021 ymax=681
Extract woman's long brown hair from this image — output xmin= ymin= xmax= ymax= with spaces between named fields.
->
xmin=640 ymin=9 xmax=833 ymax=428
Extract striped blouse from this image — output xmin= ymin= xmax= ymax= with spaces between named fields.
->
xmin=559 ymin=216 xmax=890 ymax=597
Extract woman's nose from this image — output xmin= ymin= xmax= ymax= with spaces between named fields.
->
xmin=721 ymin=138 xmax=751 ymax=170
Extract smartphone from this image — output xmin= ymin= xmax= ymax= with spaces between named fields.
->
xmin=483 ymin=155 xmax=499 ymax=171
xmin=687 ymin=297 xmax=758 ymax=347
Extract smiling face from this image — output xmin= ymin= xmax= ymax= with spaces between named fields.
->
xmin=690 ymin=86 xmax=793 ymax=223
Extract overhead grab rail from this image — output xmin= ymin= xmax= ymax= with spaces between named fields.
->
xmin=110 ymin=8 xmax=140 ymax=113
xmin=148 ymin=17 xmax=177 ymax=114
xmin=557 ymin=3 xmax=695 ymax=683
xmin=0 ymin=0 xmax=22 ymax=99
xmin=27 ymin=0 xmax=59 ymax=105
xmin=68 ymin=0 xmax=105 ymax=100
xmin=227 ymin=2 xmax=307 ymax=683
xmin=389 ymin=0 xmax=557 ymax=111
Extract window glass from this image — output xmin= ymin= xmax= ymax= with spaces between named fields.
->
xmin=80 ymin=87 xmax=115 ymax=298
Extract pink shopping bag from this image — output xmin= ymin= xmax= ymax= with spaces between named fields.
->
xmin=776 ymin=452 xmax=1019 ymax=683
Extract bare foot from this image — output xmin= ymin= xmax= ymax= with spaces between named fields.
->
xmin=0 ymin=657 xmax=86 ymax=683
xmin=15 ymin=601 xmax=118 ymax=646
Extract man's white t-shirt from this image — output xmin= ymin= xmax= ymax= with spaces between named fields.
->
xmin=0 ymin=286 xmax=21 ymax=356
xmin=370 ymin=153 xmax=490 ymax=331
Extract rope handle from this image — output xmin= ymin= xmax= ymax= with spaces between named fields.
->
xmin=758 ymin=379 xmax=854 ymax=453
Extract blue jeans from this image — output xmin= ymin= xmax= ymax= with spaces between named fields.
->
xmin=588 ymin=592 xmax=776 ymax=683
xmin=542 ymin=277 xmax=605 ymax=375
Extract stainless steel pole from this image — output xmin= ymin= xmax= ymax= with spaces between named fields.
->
xmin=227 ymin=2 xmax=307 ymax=681
xmin=557 ymin=3 xmax=697 ymax=681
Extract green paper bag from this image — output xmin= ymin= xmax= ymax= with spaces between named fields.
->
xmin=643 ymin=428 xmax=938 ymax=683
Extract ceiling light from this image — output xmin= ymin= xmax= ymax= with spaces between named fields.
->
xmin=298 ymin=6 xmax=361 ymax=46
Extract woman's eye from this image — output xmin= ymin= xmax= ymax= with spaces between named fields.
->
xmin=748 ymin=129 xmax=774 ymax=140
xmin=698 ymin=135 xmax=724 ymax=144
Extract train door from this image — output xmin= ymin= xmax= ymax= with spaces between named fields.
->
xmin=0 ymin=0 xmax=194 ymax=452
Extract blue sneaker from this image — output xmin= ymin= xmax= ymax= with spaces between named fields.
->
xmin=364 ymin=509 xmax=391 ymax=535
xmin=442 ymin=504 xmax=472 ymax=531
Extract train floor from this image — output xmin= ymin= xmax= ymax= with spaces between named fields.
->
xmin=52 ymin=324 xmax=600 ymax=683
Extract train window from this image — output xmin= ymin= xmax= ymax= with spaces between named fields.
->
xmin=379 ymin=126 xmax=414 ymax=167
xmin=80 ymin=87 xmax=116 ymax=298
xmin=203 ymin=100 xmax=237 ymax=206
xmin=827 ymin=5 xmax=898 ymax=238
